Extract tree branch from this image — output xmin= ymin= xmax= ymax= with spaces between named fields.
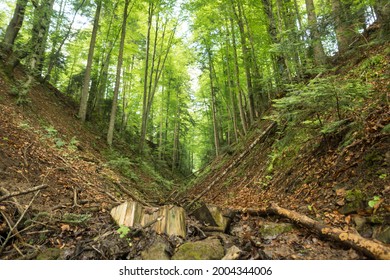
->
xmin=0 ymin=184 xmax=47 ymax=203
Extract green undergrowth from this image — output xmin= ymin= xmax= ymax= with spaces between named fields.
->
xmin=266 ymin=70 xmax=374 ymax=173
xmin=103 ymin=148 xmax=174 ymax=194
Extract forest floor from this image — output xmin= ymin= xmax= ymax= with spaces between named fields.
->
xmin=0 ymin=63 xmax=177 ymax=259
xmin=0 ymin=32 xmax=389 ymax=260
xmin=185 ymin=39 xmax=390 ymax=259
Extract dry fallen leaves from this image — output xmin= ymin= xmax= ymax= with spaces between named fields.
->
xmin=60 ymin=224 xmax=71 ymax=232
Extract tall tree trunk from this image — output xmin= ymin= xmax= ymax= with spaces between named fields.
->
xmin=206 ymin=46 xmax=220 ymax=157
xmin=305 ymin=0 xmax=326 ymax=65
xmin=140 ymin=1 xmax=155 ymax=152
xmin=2 ymin=0 xmax=28 ymax=53
xmin=331 ymin=0 xmax=354 ymax=55
xmin=88 ymin=5 xmax=121 ymax=120
xmin=231 ymin=0 xmax=254 ymax=125
xmin=375 ymin=0 xmax=390 ymax=40
xmin=172 ymin=91 xmax=180 ymax=171
xmin=140 ymin=8 xmax=177 ymax=153
xmin=230 ymin=18 xmax=248 ymax=135
xmin=107 ymin=0 xmax=130 ymax=146
xmin=27 ymin=0 xmax=55 ymax=76
xmin=224 ymin=35 xmax=239 ymax=141
xmin=261 ymin=0 xmax=285 ymax=90
xmin=79 ymin=0 xmax=102 ymax=122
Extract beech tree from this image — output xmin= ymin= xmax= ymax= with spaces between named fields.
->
xmin=79 ymin=0 xmax=102 ymax=122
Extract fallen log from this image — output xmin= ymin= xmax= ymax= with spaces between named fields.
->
xmin=237 ymin=203 xmax=390 ymax=260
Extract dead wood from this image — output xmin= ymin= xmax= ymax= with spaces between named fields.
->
xmin=186 ymin=121 xmax=276 ymax=209
xmin=238 ymin=203 xmax=390 ymax=260
xmin=0 ymin=187 xmax=25 ymax=215
xmin=0 ymin=184 xmax=47 ymax=203
xmin=0 ymin=190 xmax=41 ymax=255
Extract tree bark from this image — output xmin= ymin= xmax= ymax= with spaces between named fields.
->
xmin=331 ymin=0 xmax=354 ymax=55
xmin=206 ymin=46 xmax=220 ymax=157
xmin=258 ymin=203 xmax=390 ymax=260
xmin=2 ymin=0 xmax=28 ymax=53
xmin=231 ymin=0 xmax=254 ymax=125
xmin=27 ymin=0 xmax=55 ymax=76
xmin=107 ymin=0 xmax=130 ymax=146
xmin=140 ymin=1 xmax=155 ymax=152
xmin=79 ymin=0 xmax=101 ymax=122
xmin=375 ymin=0 xmax=390 ymax=40
xmin=230 ymin=18 xmax=248 ymax=135
xmin=305 ymin=0 xmax=326 ymax=65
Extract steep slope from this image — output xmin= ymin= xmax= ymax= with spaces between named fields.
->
xmin=0 ymin=63 xmax=174 ymax=259
xmin=185 ymin=40 xmax=390 ymax=253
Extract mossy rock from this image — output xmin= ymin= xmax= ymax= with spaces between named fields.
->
xmin=172 ymin=237 xmax=224 ymax=260
xmin=141 ymin=238 xmax=170 ymax=260
xmin=36 ymin=248 xmax=62 ymax=260
xmin=339 ymin=189 xmax=365 ymax=215
xmin=258 ymin=222 xmax=293 ymax=240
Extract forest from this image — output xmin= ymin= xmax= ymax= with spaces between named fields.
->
xmin=0 ymin=0 xmax=389 ymax=260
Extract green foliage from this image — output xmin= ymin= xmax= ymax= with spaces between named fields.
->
xmin=68 ymin=136 xmax=79 ymax=151
xmin=141 ymin=161 xmax=173 ymax=190
xmin=360 ymin=54 xmax=384 ymax=71
xmin=54 ymin=138 xmax=66 ymax=148
xmin=117 ymin=225 xmax=131 ymax=239
xmin=320 ymin=119 xmax=350 ymax=135
xmin=267 ymin=76 xmax=371 ymax=171
xmin=61 ymin=213 xmax=91 ymax=225
xmin=382 ymin=124 xmax=390 ymax=134
xmin=107 ymin=156 xmax=138 ymax=181
xmin=10 ymin=83 xmax=31 ymax=106
xmin=273 ymin=76 xmax=370 ymax=128
xmin=368 ymin=196 xmax=381 ymax=208
xmin=44 ymin=125 xmax=58 ymax=137
xmin=18 ymin=121 xmax=31 ymax=130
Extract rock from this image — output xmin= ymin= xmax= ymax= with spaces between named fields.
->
xmin=352 ymin=215 xmax=372 ymax=238
xmin=192 ymin=204 xmax=218 ymax=226
xmin=141 ymin=238 xmax=170 ymax=260
xmin=352 ymin=215 xmax=367 ymax=230
xmin=172 ymin=237 xmax=224 ymax=260
xmin=258 ymin=222 xmax=293 ymax=240
xmin=192 ymin=204 xmax=232 ymax=232
xmin=208 ymin=205 xmax=231 ymax=232
xmin=222 ymin=245 xmax=241 ymax=260
xmin=375 ymin=226 xmax=390 ymax=244
xmin=338 ymin=189 xmax=365 ymax=215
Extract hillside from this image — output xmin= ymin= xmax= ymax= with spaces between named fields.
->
xmin=1 ymin=36 xmax=388 ymax=260
xmin=183 ymin=39 xmax=390 ymax=259
xmin=0 ymin=0 xmax=389 ymax=261
xmin=0 ymin=63 xmax=178 ymax=259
